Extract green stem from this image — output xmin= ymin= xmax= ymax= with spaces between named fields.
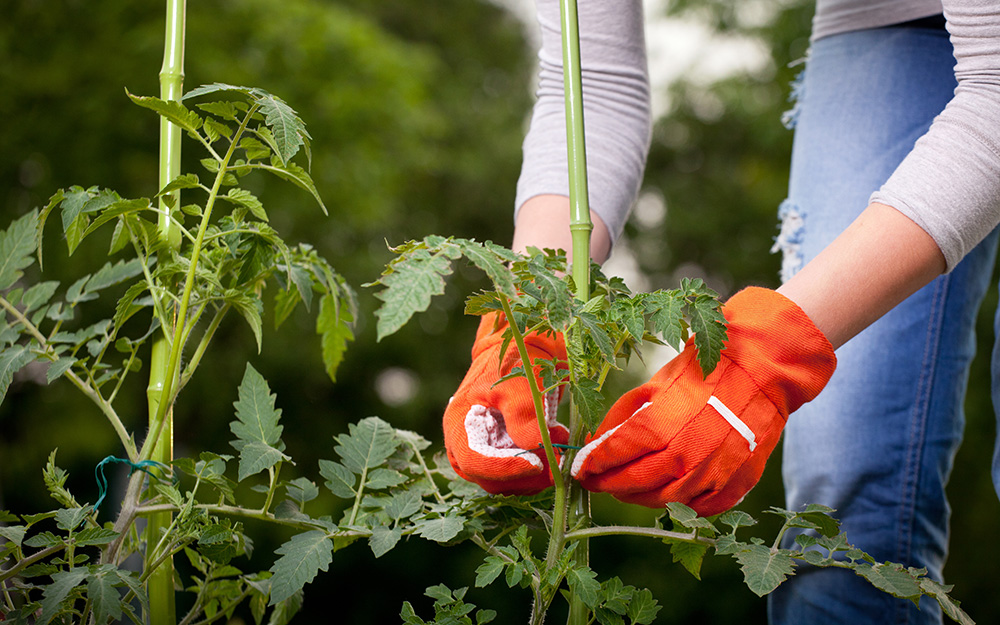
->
xmin=565 ymin=525 xmax=714 ymax=546
xmin=558 ymin=0 xmax=592 ymax=622
xmin=0 ymin=544 xmax=66 ymax=584
xmin=147 ymin=0 xmax=186 ymax=622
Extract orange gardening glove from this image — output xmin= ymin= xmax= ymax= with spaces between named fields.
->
xmin=443 ymin=312 xmax=569 ymax=495
xmin=571 ymin=287 xmax=836 ymax=516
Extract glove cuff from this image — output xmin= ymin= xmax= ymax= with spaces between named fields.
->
xmin=721 ymin=287 xmax=836 ymax=416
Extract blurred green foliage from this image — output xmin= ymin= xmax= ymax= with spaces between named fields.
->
xmin=1 ymin=0 xmax=997 ymax=623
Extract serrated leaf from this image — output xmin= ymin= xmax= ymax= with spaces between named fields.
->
xmin=613 ymin=296 xmax=646 ymax=341
xmin=369 ymin=526 xmax=402 ymax=558
xmin=55 ymin=507 xmax=90 ymax=531
xmin=0 ymin=209 xmax=39 ymax=290
xmin=645 ymin=290 xmax=685 ymax=347
xmin=566 ymin=567 xmax=602 ymax=609
xmin=414 ymin=515 xmax=465 ymax=543
xmin=24 ymin=531 xmax=63 ymax=548
xmin=734 ymin=543 xmax=796 ymax=596
xmin=285 ymin=478 xmax=319 ymax=504
xmin=570 ymin=377 xmax=604 ymax=433
xmin=522 ymin=255 xmax=572 ymax=331
xmin=231 ymin=363 xmax=283 ymax=459
xmin=334 ymin=417 xmax=399 ymax=474
xmin=688 ymin=296 xmax=727 ymax=377
xmin=625 ymin=588 xmax=662 ymax=624
xmin=238 ymin=441 xmax=290 ymax=482
xmin=366 ymin=468 xmax=407 ymax=490
xmin=40 ymin=567 xmax=88 ymax=620
xmin=85 ymin=258 xmax=144 ymax=293
xmin=20 ymin=280 xmax=59 ymax=313
xmin=257 ymin=92 xmax=308 ymax=164
xmin=382 ymin=491 xmax=423 ymax=521
xmin=268 ymin=530 xmax=333 ymax=605
xmin=87 ymin=565 xmax=124 ymax=624
xmin=156 ymin=173 xmax=202 ymax=198
xmin=317 ymin=293 xmax=354 ymax=382
xmin=665 ymin=502 xmax=717 ymax=531
xmin=919 ymin=578 xmax=975 ymax=625
xmin=75 ymin=527 xmax=119 ymax=546
xmin=456 ymin=239 xmax=516 ymax=299
xmin=854 ymin=562 xmax=922 ymax=603
xmin=225 ymin=188 xmax=267 ymax=222
xmin=718 ymin=509 xmax=757 ymax=533
xmin=260 ymin=160 xmax=326 ymax=214
xmin=318 ymin=460 xmax=356 ymax=498
xmin=670 ymin=540 xmax=709 ymax=580
xmin=127 ymin=90 xmax=203 ymax=134
xmin=0 ymin=525 xmax=26 ymax=547
xmin=0 ymin=345 xmax=38 ymax=405
xmin=373 ymin=246 xmax=455 ymax=341
xmin=475 ymin=556 xmax=505 ymax=588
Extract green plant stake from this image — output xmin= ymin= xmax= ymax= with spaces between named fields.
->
xmin=148 ymin=1 xmax=186 ymax=622
xmin=558 ymin=1 xmax=592 ymax=622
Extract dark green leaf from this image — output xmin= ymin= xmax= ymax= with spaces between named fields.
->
xmin=127 ymin=90 xmax=203 ymax=134
xmin=734 ymin=543 xmax=796 ymax=596
xmin=854 ymin=562 xmax=922 ymax=604
xmin=414 ymin=515 xmax=465 ymax=543
xmin=625 ymin=588 xmax=662 ymax=624
xmin=566 ymin=566 xmax=601 ymax=609
xmin=318 ymin=460 xmax=356 ymax=498
xmin=40 ymin=568 xmax=88 ymax=620
xmin=317 ymin=294 xmax=354 ymax=382
xmin=670 ymin=540 xmax=709 ymax=580
xmin=570 ymin=377 xmax=605 ymax=433
xmin=87 ymin=565 xmax=124 ymax=624
xmin=456 ymin=239 xmax=517 ymax=299
xmin=475 ymin=556 xmax=505 ymax=588
xmin=156 ymin=173 xmax=202 ymax=198
xmin=0 ymin=345 xmax=37 ymax=404
xmin=687 ymin=296 xmax=727 ymax=377
xmin=75 ymin=527 xmax=119 ymax=546
xmin=0 ymin=209 xmax=38 ymax=290
xmin=269 ymin=530 xmax=333 ymax=605
xmin=335 ymin=417 xmax=399 ymax=475
xmin=369 ymin=526 xmax=402 ymax=558
xmin=373 ymin=246 xmax=455 ymax=341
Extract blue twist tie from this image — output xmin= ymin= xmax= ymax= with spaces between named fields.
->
xmin=93 ymin=456 xmax=171 ymax=513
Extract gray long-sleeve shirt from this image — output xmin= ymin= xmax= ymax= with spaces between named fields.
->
xmin=516 ymin=0 xmax=1000 ymax=272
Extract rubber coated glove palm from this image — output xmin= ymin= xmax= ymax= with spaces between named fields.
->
xmin=571 ymin=287 xmax=836 ymax=516
xmin=444 ymin=313 xmax=568 ymax=495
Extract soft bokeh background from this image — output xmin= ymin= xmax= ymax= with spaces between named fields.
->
xmin=2 ymin=0 xmax=998 ymax=622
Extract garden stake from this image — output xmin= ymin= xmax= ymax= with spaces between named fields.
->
xmin=557 ymin=1 xmax=593 ymax=623
xmin=147 ymin=0 xmax=186 ymax=623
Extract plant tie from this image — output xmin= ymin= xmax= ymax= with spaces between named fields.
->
xmin=93 ymin=456 xmax=171 ymax=513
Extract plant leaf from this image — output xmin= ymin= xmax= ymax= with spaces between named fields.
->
xmin=414 ymin=515 xmax=464 ymax=543
xmin=0 ymin=345 xmax=38 ymax=405
xmin=670 ymin=540 xmax=709 ymax=580
xmin=317 ymin=293 xmax=354 ymax=382
xmin=40 ymin=568 xmax=88 ymax=621
xmin=268 ymin=530 xmax=333 ymax=605
xmin=87 ymin=565 xmax=124 ymax=624
xmin=237 ymin=441 xmax=290 ymax=482
xmin=475 ymin=556 xmax=505 ymax=588
xmin=373 ymin=244 xmax=455 ymax=341
xmin=334 ymin=417 xmax=399 ymax=475
xmin=318 ymin=460 xmax=356 ymax=498
xmin=231 ymin=363 xmax=282 ymax=446
xmin=369 ymin=526 xmax=402 ymax=558
xmin=853 ymin=562 xmax=922 ymax=604
xmin=127 ymin=90 xmax=203 ymax=134
xmin=734 ymin=544 xmax=796 ymax=596
xmin=0 ymin=210 xmax=39 ymax=291
xmin=566 ymin=566 xmax=602 ymax=609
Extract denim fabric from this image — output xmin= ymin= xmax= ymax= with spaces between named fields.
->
xmin=768 ymin=25 xmax=1000 ymax=625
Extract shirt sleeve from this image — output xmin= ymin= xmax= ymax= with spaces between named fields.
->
xmin=515 ymin=0 xmax=651 ymax=246
xmin=870 ymin=0 xmax=1000 ymax=272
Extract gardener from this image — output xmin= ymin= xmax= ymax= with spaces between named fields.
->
xmin=443 ymin=1 xmax=1000 ymax=624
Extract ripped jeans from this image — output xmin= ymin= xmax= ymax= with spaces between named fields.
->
xmin=768 ymin=23 xmax=1000 ymax=625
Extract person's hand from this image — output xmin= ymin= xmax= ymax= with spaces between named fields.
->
xmin=443 ymin=312 xmax=569 ymax=495
xmin=571 ymin=287 xmax=836 ymax=516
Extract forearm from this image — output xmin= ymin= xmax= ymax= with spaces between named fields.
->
xmin=512 ymin=194 xmax=611 ymax=263
xmin=777 ymin=202 xmax=946 ymax=350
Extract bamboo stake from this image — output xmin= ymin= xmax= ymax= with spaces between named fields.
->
xmin=147 ymin=0 xmax=186 ymax=622
xmin=558 ymin=1 xmax=593 ymax=623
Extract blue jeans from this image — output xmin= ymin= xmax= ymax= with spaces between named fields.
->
xmin=768 ymin=24 xmax=1000 ymax=625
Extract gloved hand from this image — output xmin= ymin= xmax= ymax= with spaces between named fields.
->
xmin=571 ymin=287 xmax=836 ymax=516
xmin=443 ymin=312 xmax=569 ymax=495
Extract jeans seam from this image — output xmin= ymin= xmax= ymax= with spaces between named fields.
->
xmin=896 ymin=276 xmax=948 ymax=625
